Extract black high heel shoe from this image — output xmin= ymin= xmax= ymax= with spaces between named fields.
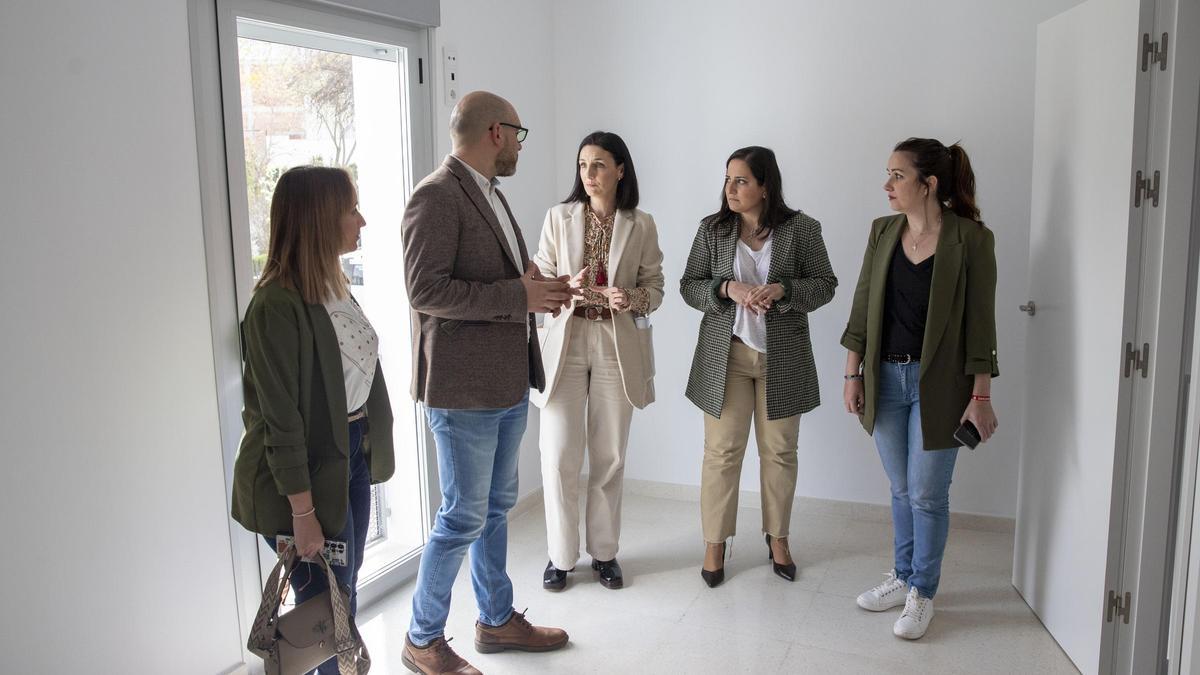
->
xmin=765 ymin=534 xmax=796 ymax=582
xmin=700 ymin=542 xmax=726 ymax=588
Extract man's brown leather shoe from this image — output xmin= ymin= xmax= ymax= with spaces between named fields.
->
xmin=474 ymin=609 xmax=569 ymax=653
xmin=401 ymin=633 xmax=481 ymax=674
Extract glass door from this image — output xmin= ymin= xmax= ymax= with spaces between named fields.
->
xmin=216 ymin=0 xmax=434 ymax=598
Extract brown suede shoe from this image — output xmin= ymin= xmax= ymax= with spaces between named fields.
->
xmin=401 ymin=633 xmax=481 ymax=674
xmin=474 ymin=609 xmax=569 ymax=653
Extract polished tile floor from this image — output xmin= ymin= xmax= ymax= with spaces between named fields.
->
xmin=357 ymin=492 xmax=1078 ymax=674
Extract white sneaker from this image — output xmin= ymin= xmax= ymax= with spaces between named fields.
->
xmin=893 ymin=587 xmax=934 ymax=639
xmin=856 ymin=570 xmax=908 ymax=611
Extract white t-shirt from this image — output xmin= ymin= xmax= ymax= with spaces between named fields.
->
xmin=733 ymin=235 xmax=773 ymax=353
xmin=325 ymin=293 xmax=378 ymax=412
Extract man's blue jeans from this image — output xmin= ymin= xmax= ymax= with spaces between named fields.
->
xmin=266 ymin=416 xmax=371 ymax=675
xmin=873 ymin=361 xmax=959 ymax=599
xmin=408 ymin=392 xmax=528 ymax=645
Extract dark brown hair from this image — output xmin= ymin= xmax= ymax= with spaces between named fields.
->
xmin=893 ymin=138 xmax=982 ymax=223
xmin=562 ymin=131 xmax=639 ymax=210
xmin=708 ymin=146 xmax=797 ymax=237
xmin=255 ymin=165 xmax=355 ymax=304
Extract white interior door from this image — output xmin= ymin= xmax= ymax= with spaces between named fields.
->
xmin=1012 ymin=0 xmax=1146 ymax=672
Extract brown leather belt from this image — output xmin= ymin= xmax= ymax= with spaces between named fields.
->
xmin=347 ymin=407 xmax=368 ymax=423
xmin=573 ymin=305 xmax=613 ymax=321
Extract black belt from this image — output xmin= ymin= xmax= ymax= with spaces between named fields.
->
xmin=883 ymin=353 xmax=920 ymax=364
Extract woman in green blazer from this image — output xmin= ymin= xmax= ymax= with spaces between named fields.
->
xmin=840 ymin=138 xmax=998 ymax=641
xmin=231 ymin=166 xmax=394 ymax=672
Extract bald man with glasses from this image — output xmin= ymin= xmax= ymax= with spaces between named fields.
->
xmin=401 ymin=91 xmax=572 ymax=675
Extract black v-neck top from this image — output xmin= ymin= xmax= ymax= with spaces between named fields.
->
xmin=881 ymin=241 xmax=934 ymax=358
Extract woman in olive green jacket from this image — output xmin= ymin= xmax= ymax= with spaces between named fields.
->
xmin=230 ymin=167 xmax=394 ymax=670
xmin=840 ymin=139 xmax=998 ymax=641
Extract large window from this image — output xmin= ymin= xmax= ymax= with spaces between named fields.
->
xmin=215 ymin=0 xmax=436 ymax=602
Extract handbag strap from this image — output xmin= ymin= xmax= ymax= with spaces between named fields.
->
xmin=312 ymin=550 xmax=370 ymax=675
xmin=247 ymin=544 xmax=296 ymax=654
xmin=247 ymin=543 xmax=371 ymax=674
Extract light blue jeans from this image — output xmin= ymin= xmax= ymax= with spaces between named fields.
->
xmin=873 ymin=361 xmax=959 ymax=599
xmin=408 ymin=392 xmax=528 ymax=645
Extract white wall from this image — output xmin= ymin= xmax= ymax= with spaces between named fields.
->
xmin=0 ymin=1 xmax=243 ymax=673
xmin=0 ymin=2 xmax=1100 ymax=670
xmin=434 ymin=0 xmax=559 ymax=501
xmin=547 ymin=0 xmax=1085 ymax=518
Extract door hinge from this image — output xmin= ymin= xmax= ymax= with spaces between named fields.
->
xmin=1124 ymin=342 xmax=1149 ymax=378
xmin=1107 ymin=590 xmax=1132 ymax=624
xmin=418 ymin=57 xmax=424 ymax=84
xmin=1142 ymin=32 xmax=1168 ymax=72
xmin=1133 ymin=169 xmax=1160 ymax=208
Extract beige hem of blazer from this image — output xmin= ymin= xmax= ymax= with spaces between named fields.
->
xmin=530 ymin=202 xmax=666 ymax=409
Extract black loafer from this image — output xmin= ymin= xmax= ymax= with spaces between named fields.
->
xmin=542 ymin=560 xmax=572 ymax=591
xmin=591 ymin=558 xmax=624 ymax=589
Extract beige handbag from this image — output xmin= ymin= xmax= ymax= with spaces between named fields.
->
xmin=248 ymin=544 xmax=371 ymax=675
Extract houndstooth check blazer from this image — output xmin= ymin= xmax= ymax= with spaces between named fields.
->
xmin=680 ymin=211 xmax=837 ymax=420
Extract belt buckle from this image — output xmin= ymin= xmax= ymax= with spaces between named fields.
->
xmin=586 ymin=306 xmax=603 ymax=321
xmin=900 ymin=354 xmax=912 ymax=364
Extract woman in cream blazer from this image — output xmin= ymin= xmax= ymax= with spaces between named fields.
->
xmin=531 ymin=131 xmax=664 ymax=591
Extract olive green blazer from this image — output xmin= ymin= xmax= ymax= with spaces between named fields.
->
xmin=840 ymin=211 xmax=999 ymax=449
xmin=231 ymin=281 xmax=395 ymax=538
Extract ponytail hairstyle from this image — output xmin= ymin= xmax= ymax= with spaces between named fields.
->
xmin=893 ymin=138 xmax=982 ymax=224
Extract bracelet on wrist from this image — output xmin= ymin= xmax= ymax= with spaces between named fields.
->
xmin=970 ymin=394 xmax=991 ymax=402
xmin=844 ymin=374 xmax=863 ymax=381
xmin=291 ymin=506 xmax=316 ymax=518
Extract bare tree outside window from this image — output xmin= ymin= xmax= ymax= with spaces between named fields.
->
xmin=238 ymin=40 xmax=358 ymax=276
xmin=299 ymin=51 xmax=357 ymax=168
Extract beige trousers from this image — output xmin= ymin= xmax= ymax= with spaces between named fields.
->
xmin=701 ymin=340 xmax=801 ymax=543
xmin=540 ymin=318 xmax=634 ymax=570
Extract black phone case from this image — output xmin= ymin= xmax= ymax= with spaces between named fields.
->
xmin=953 ymin=421 xmax=981 ymax=449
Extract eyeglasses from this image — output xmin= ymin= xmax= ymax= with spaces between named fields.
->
xmin=498 ymin=122 xmax=528 ymax=143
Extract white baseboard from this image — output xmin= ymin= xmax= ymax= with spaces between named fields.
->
xmin=510 ymin=486 xmax=544 ymax=520
xmin=509 ymin=478 xmax=1014 ymax=534
xmin=622 ymin=478 xmax=1014 ymax=534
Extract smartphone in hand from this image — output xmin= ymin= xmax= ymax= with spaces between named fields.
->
xmin=276 ymin=535 xmax=349 ymax=567
xmin=953 ymin=421 xmax=981 ymax=449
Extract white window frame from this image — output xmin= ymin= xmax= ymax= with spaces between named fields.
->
xmin=187 ymin=0 xmax=438 ymax=663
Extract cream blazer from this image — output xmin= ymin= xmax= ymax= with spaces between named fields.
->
xmin=530 ymin=202 xmax=665 ymax=409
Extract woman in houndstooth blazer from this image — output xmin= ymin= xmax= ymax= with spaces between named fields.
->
xmin=680 ymin=146 xmax=837 ymax=588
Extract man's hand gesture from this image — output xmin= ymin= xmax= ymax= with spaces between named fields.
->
xmin=522 ymin=262 xmax=575 ymax=317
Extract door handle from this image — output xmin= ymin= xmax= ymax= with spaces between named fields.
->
xmin=1019 ymin=301 xmax=1036 ymax=316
